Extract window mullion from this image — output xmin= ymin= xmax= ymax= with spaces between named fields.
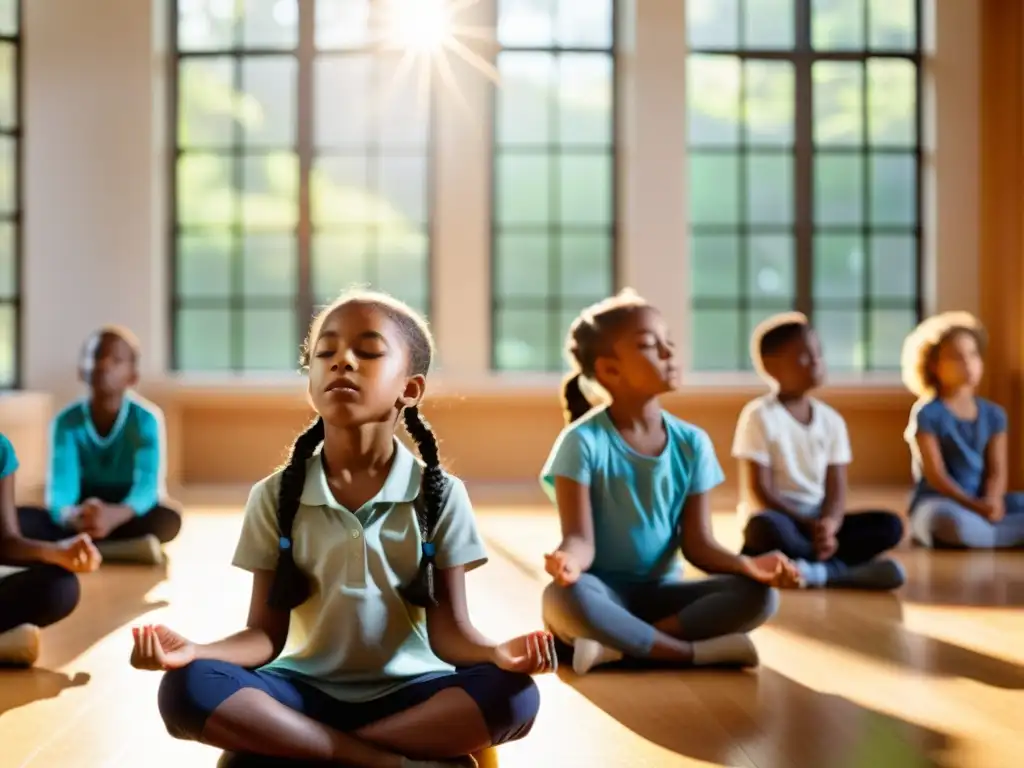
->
xmin=794 ymin=0 xmax=813 ymax=319
xmin=296 ymin=0 xmax=314 ymax=341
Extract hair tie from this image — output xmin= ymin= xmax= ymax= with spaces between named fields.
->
xmin=421 ymin=541 xmax=435 ymax=558
xmin=279 ymin=536 xmax=291 ymax=551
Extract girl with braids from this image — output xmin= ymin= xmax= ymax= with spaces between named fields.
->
xmin=540 ymin=290 xmax=799 ymax=675
xmin=130 ymin=290 xmax=554 ymax=767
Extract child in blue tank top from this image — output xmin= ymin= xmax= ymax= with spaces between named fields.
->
xmin=17 ymin=326 xmax=181 ymax=564
xmin=540 ymin=290 xmax=797 ymax=676
xmin=901 ymin=311 xmax=1024 ymax=548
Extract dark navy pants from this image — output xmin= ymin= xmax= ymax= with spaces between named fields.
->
xmin=158 ymin=659 xmax=540 ymax=748
xmin=743 ymin=509 xmax=904 ymax=573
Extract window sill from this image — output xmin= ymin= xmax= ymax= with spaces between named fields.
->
xmin=142 ymin=370 xmax=911 ymax=404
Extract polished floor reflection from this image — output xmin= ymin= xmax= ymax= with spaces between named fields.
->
xmin=2 ymin=496 xmax=1022 ymax=768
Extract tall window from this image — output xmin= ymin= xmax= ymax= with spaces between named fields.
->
xmin=173 ymin=0 xmax=433 ymax=373
xmin=686 ymin=0 xmax=920 ymax=372
xmin=0 ymin=0 xmax=18 ymax=388
xmin=491 ymin=0 xmax=616 ymax=372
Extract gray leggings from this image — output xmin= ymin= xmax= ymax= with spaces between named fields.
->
xmin=542 ymin=573 xmax=779 ymax=659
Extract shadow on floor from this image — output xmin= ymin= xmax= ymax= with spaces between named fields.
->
xmin=38 ymin=562 xmax=170 ymax=671
xmin=561 ymin=664 xmax=951 ymax=768
xmin=770 ymin=591 xmax=1024 ymax=690
xmin=0 ymin=668 xmax=90 ymax=717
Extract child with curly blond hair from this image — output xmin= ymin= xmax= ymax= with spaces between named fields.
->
xmin=901 ymin=311 xmax=1024 ymax=548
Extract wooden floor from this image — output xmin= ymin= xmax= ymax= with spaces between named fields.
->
xmin=2 ymin=490 xmax=1023 ymax=768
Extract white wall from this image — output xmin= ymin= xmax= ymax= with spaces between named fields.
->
xmin=23 ymin=0 xmax=167 ymax=402
xmin=19 ymin=0 xmax=979 ymax=404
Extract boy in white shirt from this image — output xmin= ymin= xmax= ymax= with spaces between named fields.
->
xmin=731 ymin=312 xmax=906 ymax=590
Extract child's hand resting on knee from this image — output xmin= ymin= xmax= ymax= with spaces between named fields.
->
xmin=977 ymin=496 xmax=1006 ymax=523
xmin=72 ymin=499 xmax=132 ymax=541
xmin=741 ymin=551 xmax=802 ymax=588
xmin=492 ymin=630 xmax=558 ymax=675
xmin=544 ymin=551 xmax=581 ymax=586
xmin=812 ymin=518 xmax=840 ymax=561
xmin=51 ymin=533 xmax=102 ymax=573
xmin=130 ymin=624 xmax=196 ymax=671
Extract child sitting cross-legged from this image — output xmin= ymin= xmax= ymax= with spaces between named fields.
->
xmin=16 ymin=326 xmax=181 ymax=565
xmin=901 ymin=311 xmax=1024 ymax=548
xmin=733 ymin=312 xmax=906 ymax=591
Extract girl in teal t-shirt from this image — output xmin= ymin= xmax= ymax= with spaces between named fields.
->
xmin=541 ymin=290 xmax=799 ymax=675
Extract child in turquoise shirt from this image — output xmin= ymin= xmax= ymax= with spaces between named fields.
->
xmin=130 ymin=290 xmax=555 ymax=768
xmin=17 ymin=326 xmax=181 ymax=565
xmin=541 ymin=290 xmax=797 ymax=676
xmin=0 ymin=432 xmax=100 ymax=665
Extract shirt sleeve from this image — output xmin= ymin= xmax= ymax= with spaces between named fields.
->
xmin=45 ymin=416 xmax=81 ymax=524
xmin=731 ymin=401 xmax=770 ymax=465
xmin=432 ymin=476 xmax=488 ymax=573
xmin=690 ymin=428 xmax=726 ymax=495
xmin=987 ymin=401 xmax=1008 ymax=436
xmin=0 ymin=434 xmax=18 ymax=480
xmin=828 ymin=409 xmax=853 ymax=466
xmin=121 ymin=409 xmax=165 ymax=516
xmin=911 ymin=401 xmax=942 ymax=436
xmin=539 ymin=426 xmax=592 ymax=501
xmin=232 ymin=477 xmax=282 ymax=573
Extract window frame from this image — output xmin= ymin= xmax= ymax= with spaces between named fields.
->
xmin=167 ymin=0 xmax=437 ymax=374
xmin=687 ymin=0 xmax=924 ymax=373
xmin=0 ymin=0 xmax=21 ymax=390
xmin=488 ymin=0 xmax=621 ymax=373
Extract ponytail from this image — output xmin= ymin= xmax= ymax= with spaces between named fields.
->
xmin=401 ymin=405 xmax=447 ymax=607
xmin=562 ymin=373 xmax=592 ymax=424
xmin=268 ymin=417 xmax=325 ymax=611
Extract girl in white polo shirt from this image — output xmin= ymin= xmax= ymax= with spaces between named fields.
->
xmin=732 ymin=312 xmax=906 ymax=591
xmin=129 ymin=290 xmax=555 ymax=768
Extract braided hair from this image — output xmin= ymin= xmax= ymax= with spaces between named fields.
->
xmin=561 ymin=289 xmax=649 ymax=424
xmin=267 ymin=416 xmax=325 ymax=610
xmin=268 ymin=289 xmax=445 ymax=612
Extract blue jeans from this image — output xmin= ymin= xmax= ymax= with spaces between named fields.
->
xmin=158 ymin=660 xmax=539 ymax=748
xmin=910 ymin=492 xmax=1024 ymax=548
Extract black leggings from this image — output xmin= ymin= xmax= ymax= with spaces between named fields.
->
xmin=742 ymin=509 xmax=904 ymax=567
xmin=0 ymin=564 xmax=81 ymax=633
xmin=16 ymin=504 xmax=182 ymax=544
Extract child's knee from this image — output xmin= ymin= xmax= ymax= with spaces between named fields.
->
xmin=738 ymin=578 xmax=779 ymax=627
xmin=50 ymin=569 xmax=81 ymax=624
xmin=742 ymin=513 xmax=783 ymax=553
xmin=541 ymin=574 xmax=603 ymax=624
xmin=878 ymin=513 xmax=906 ymax=549
xmin=35 ymin=565 xmax=81 ymax=627
xmin=157 ymin=660 xmax=226 ymax=741
xmin=929 ymin=506 xmax=977 ymax=547
xmin=149 ymin=505 xmax=183 ymax=544
xmin=470 ymin=668 xmax=540 ymax=746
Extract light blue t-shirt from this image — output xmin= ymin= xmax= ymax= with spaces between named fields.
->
xmin=905 ymin=397 xmax=1007 ymax=509
xmin=0 ymin=433 xmax=18 ymax=480
xmin=540 ymin=406 xmax=725 ymax=584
